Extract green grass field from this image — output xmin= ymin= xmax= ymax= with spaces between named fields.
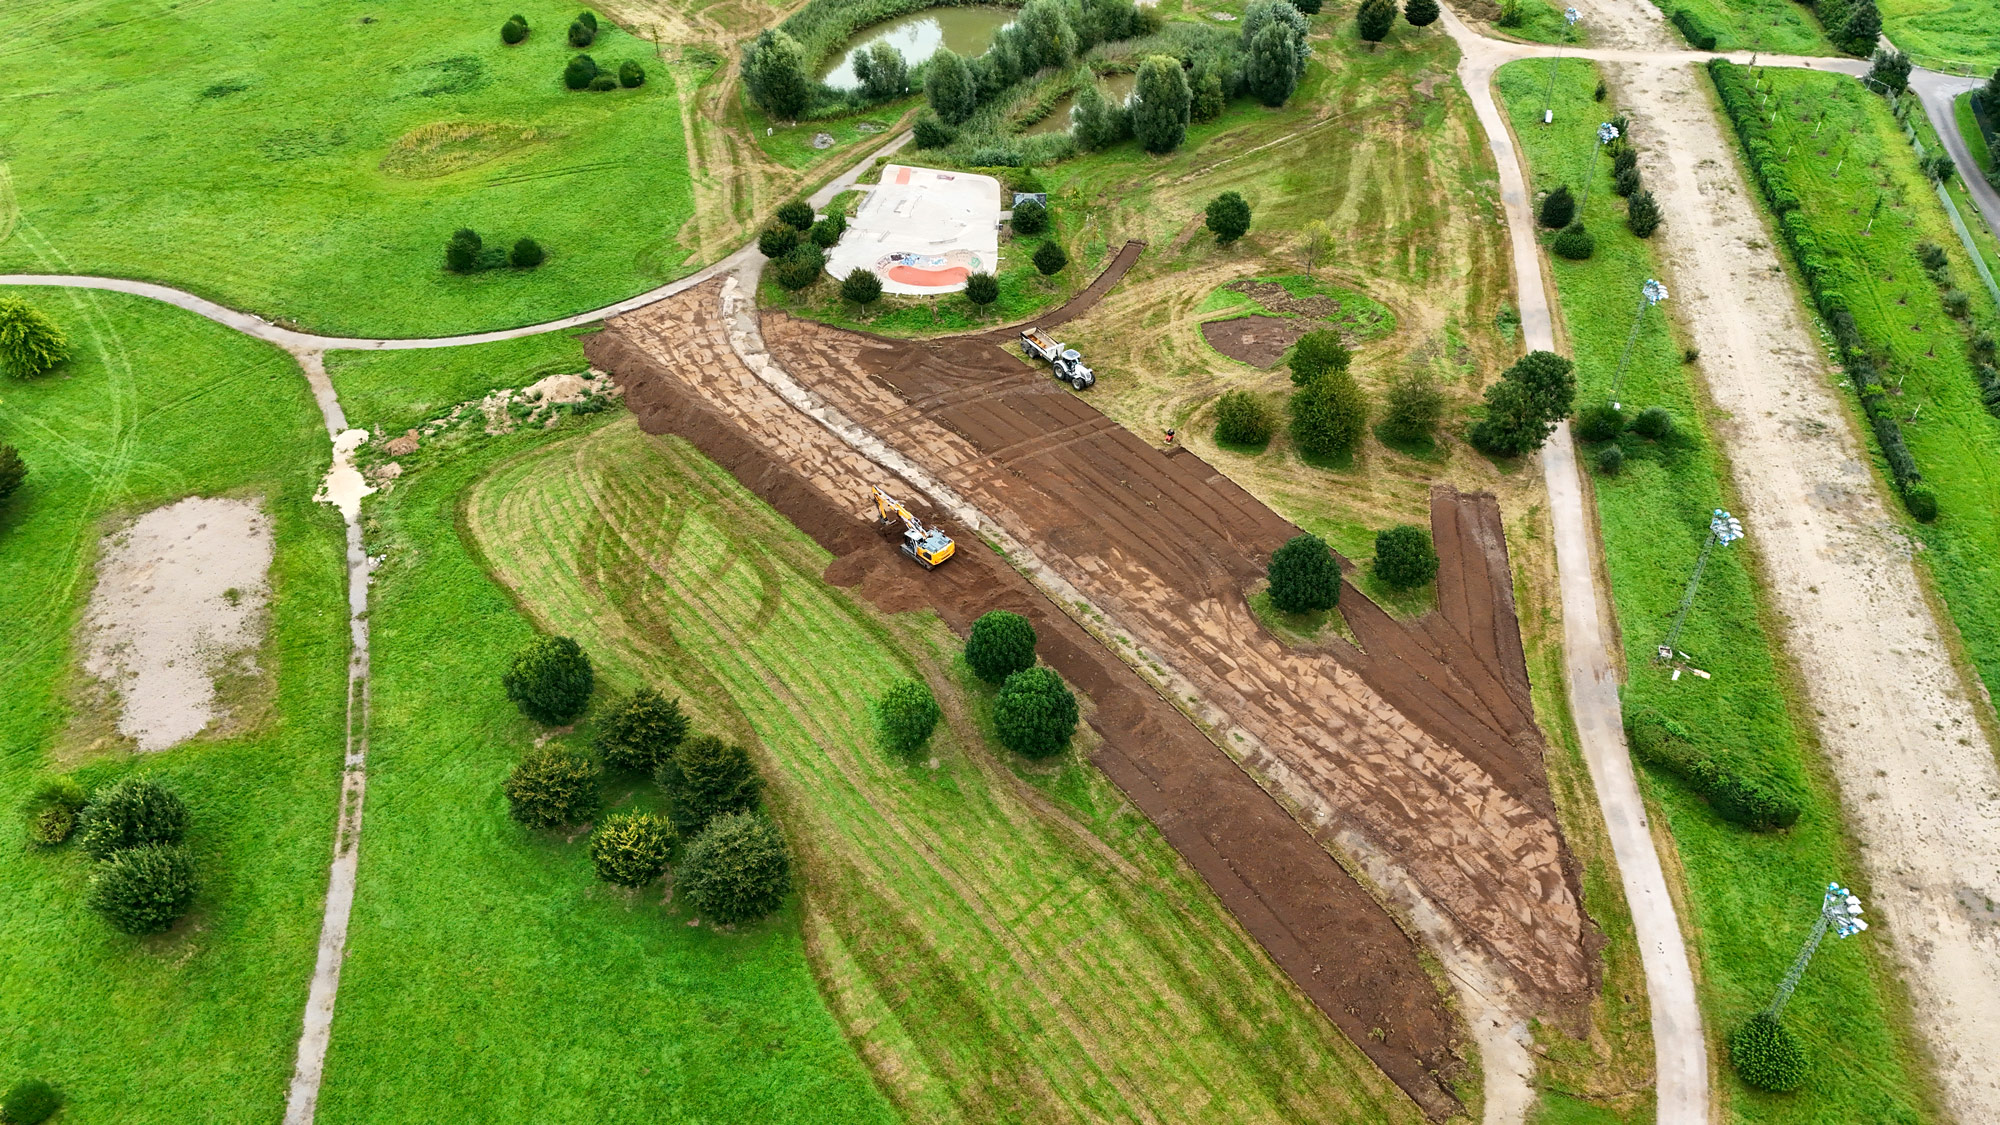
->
xmin=1880 ymin=0 xmax=2000 ymax=69
xmin=1496 ymin=61 xmax=1941 ymax=1124
xmin=1955 ymin=92 xmax=1996 ymax=174
xmin=0 ymin=289 xmax=349 ymax=1120
xmin=1655 ymin=0 xmax=1835 ymax=54
xmin=328 ymin=328 xmax=599 ymax=438
xmin=0 ymin=0 xmax=693 ymax=338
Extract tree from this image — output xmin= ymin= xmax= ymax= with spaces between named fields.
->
xmin=1243 ymin=0 xmax=1313 ymax=70
xmin=1132 ymin=55 xmax=1191 ymax=154
xmin=0 ymin=444 xmax=25 ymax=505
xmin=1012 ymin=197 xmax=1049 ymax=235
xmin=78 ymin=776 xmax=189 ymax=860
xmin=1073 ymin=81 xmax=1129 ymax=150
xmin=619 ymin=59 xmax=646 ymax=88
xmin=589 ymin=811 xmax=676 ymax=887
xmin=510 ymin=237 xmax=545 ymax=267
xmin=1373 ymin=524 xmax=1438 ymax=589
xmin=505 ymin=745 xmax=601 ymax=828
xmin=1508 ymin=349 xmax=1576 ymax=422
xmin=658 ymin=735 xmax=763 ymax=832
xmin=1729 ymin=1013 xmax=1808 ymax=1092
xmin=595 ymin=688 xmax=689 ymax=773
xmin=502 ymin=16 xmax=529 ymax=44
xmin=771 ymin=244 xmax=827 ymax=291
xmin=1838 ymin=0 xmax=1880 ymax=55
xmin=87 ymin=844 xmax=199 ymax=935
xmin=503 ymin=636 xmax=594 ymax=724
xmin=776 ymin=200 xmax=815 ymax=231
xmin=1267 ymin=533 xmax=1340 ymax=614
xmin=810 ymin=215 xmax=845 ymax=248
xmin=1626 ymin=189 xmax=1661 ymax=238
xmin=1357 ymin=0 xmax=1397 ymax=41
xmin=563 ymin=53 xmax=598 ymax=90
xmin=1379 ymin=371 xmax=1443 ymax=443
xmin=1404 ymin=0 xmax=1441 ymax=26
xmin=1014 ymin=0 xmax=1079 ymax=72
xmin=1206 ymin=191 xmax=1252 ymax=244
xmin=1214 ymin=389 xmax=1275 ymax=446
xmin=925 ymin=48 xmax=979 ymax=124
xmin=1 ymin=1078 xmax=61 ymax=1125
xmin=1551 ymin=221 xmax=1595 ymax=260
xmin=1469 ymin=378 xmax=1548 ymax=457
xmin=857 ymin=41 xmax=908 ymax=100
xmin=965 ymin=610 xmax=1037 ymax=682
xmin=1538 ymin=185 xmax=1575 ymax=229
xmin=758 ymin=224 xmax=800 ymax=259
xmin=875 ymin=678 xmax=942 ymax=755
xmin=445 ymin=227 xmax=482 ymax=273
xmin=1289 ymin=369 xmax=1367 ymax=458
xmin=1297 ymin=220 xmax=1332 ymax=278
xmin=841 ymin=267 xmax=883 ymax=306
xmin=1033 ymin=240 xmax=1069 ymax=276
xmin=680 ymin=812 xmax=792 ymax=924
xmin=965 ymin=271 xmax=1000 ymax=310
xmin=744 ymin=30 xmax=811 ymax=120
xmin=1288 ymin=328 xmax=1351 ymax=386
xmin=993 ymin=666 xmax=1080 ymax=758
xmin=1575 ymin=400 xmax=1625 ymax=442
xmin=1247 ymin=22 xmax=1302 ymax=107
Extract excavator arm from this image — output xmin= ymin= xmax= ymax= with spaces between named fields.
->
xmin=869 ymin=485 xmax=955 ymax=569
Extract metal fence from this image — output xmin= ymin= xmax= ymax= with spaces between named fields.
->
xmin=1894 ymin=93 xmax=2000 ymax=309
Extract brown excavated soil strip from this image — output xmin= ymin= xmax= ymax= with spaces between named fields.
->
xmin=1200 ymin=314 xmax=1307 ymax=368
xmin=586 ymin=282 xmax=1463 ymax=1117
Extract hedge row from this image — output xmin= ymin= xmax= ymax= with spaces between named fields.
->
xmin=1668 ymin=8 xmax=1717 ymax=50
xmin=1707 ymin=60 xmax=1935 ymax=520
xmin=1626 ymin=706 xmax=1802 ymax=831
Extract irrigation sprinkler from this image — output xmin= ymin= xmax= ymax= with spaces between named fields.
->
xmin=1657 ymin=508 xmax=1743 ymax=662
xmin=1609 ymin=278 xmax=1668 ymax=409
xmin=1577 ymin=121 xmax=1620 ymax=216
xmin=1539 ymin=8 xmax=1582 ymax=125
xmin=1764 ymin=883 xmax=1868 ymax=1017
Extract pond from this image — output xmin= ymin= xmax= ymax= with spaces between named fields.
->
xmin=1019 ymin=71 xmax=1138 ymax=135
xmin=818 ymin=7 xmax=1017 ymax=91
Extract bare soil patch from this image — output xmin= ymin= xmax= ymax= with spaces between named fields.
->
xmin=1226 ymin=279 xmax=1341 ymax=318
xmin=83 ymin=495 xmax=273 ymax=752
xmin=1202 ymin=313 xmax=1308 ymax=367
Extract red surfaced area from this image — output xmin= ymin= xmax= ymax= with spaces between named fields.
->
xmin=885 ymin=265 xmax=969 ymax=287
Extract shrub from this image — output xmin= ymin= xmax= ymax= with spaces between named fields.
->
xmin=595 ymin=688 xmax=689 ymax=773
xmin=841 ymin=267 xmax=883 ymax=306
xmin=875 ymin=678 xmax=942 ymax=755
xmin=78 ymin=776 xmax=189 ymax=859
xmin=680 ymin=812 xmax=792 ymax=924
xmin=563 ymin=54 xmax=598 ymax=90
xmin=1214 ymin=389 xmax=1275 ymax=446
xmin=1903 ymin=484 xmax=1938 ymax=522
xmin=589 ymin=811 xmax=675 ymax=887
xmin=1668 ymin=7 xmax=1717 ymax=50
xmin=1594 ymin=79 xmax=1608 ymax=101
xmin=993 ymin=667 xmax=1080 ymax=758
xmin=588 ymin=74 xmax=618 ymax=91
xmin=1011 ymin=197 xmax=1049 ymax=235
xmin=501 ymin=17 xmax=528 ymax=44
xmin=776 ymin=201 xmax=815 ymax=231
xmin=1132 ymin=54 xmax=1192 ymax=154
xmin=744 ymin=29 xmax=812 ymax=120
xmin=577 ymin=10 xmax=598 ymax=30
xmin=1538 ymin=185 xmax=1575 ymax=229
xmin=1595 ymin=445 xmax=1624 ymax=475
xmin=0 ymin=297 xmax=74 ymax=375
xmin=1626 ymin=190 xmax=1661 ymax=238
xmin=1379 ymin=371 xmax=1444 ymax=443
xmin=1289 ymin=369 xmax=1367 ymax=458
xmin=1356 ymin=0 xmax=1397 ymax=40
xmin=659 ymin=735 xmax=763 ymax=832
xmin=1627 ymin=707 xmax=1801 ymax=830
xmin=1552 ymin=222 xmax=1595 ymax=260
xmin=1632 ymin=405 xmax=1675 ymax=440
xmin=1288 ymin=329 xmax=1351 ymax=386
xmin=87 ymin=843 xmax=200 ymax=935
xmin=1372 ymin=524 xmax=1437 ymax=589
xmin=1291 ymin=0 xmax=1322 ymax=12
xmin=1942 ymin=289 xmax=1971 ymax=319
xmin=964 ymin=271 xmax=999 ymax=309
xmin=1033 ymin=240 xmax=1069 ymax=276
xmin=913 ymin=110 xmax=957 ymax=149
xmin=1404 ymin=0 xmax=1440 ymax=25
xmin=965 ymin=610 xmax=1037 ymax=683
xmin=1575 ymin=401 xmax=1626 ymax=442
xmin=619 ymin=59 xmax=645 ymax=87
xmin=568 ymin=18 xmax=596 ymax=46
xmin=758 ymin=224 xmax=800 ymax=259
xmin=503 ymin=635 xmax=594 ymax=725
xmin=0 ymin=1079 xmax=60 ymax=1125
xmin=1206 ymin=191 xmax=1251 ymax=244
xmin=505 ymin=745 xmax=601 ymax=829
xmin=509 ymin=237 xmax=545 ymax=268
xmin=809 ymin=216 xmax=845 ymax=248
xmin=1268 ymin=532 xmax=1340 ymax=614
xmin=445 ymin=228 xmax=482 ymax=272
xmin=22 ymin=776 xmax=86 ymax=846
xmin=771 ymin=244 xmax=826 ymax=291
xmin=0 ymin=444 xmax=23 ymax=504
xmin=1614 ymin=164 xmax=1642 ymax=197
xmin=1730 ymin=1013 xmax=1808 ymax=1092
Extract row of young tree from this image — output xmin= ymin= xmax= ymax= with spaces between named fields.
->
xmin=1355 ymin=0 xmax=1438 ymax=43
xmin=1534 ymin=112 xmax=1659 ymax=263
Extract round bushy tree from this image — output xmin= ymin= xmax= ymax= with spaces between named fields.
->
xmin=1510 ymin=349 xmax=1577 ymax=422
xmin=595 ymin=688 xmax=689 ymax=773
xmin=503 ymin=635 xmax=594 ymax=725
xmin=501 ymin=16 xmax=529 ymax=44
xmin=568 ymin=18 xmax=596 ymax=46
xmin=1356 ymin=0 xmax=1397 ymax=41
xmin=510 ymin=237 xmax=545 ymax=268
xmin=1 ymin=1078 xmax=61 ymax=1125
xmin=1288 ymin=329 xmax=1351 ymax=386
xmin=841 ymin=267 xmax=883 ymax=306
xmin=1033 ymin=240 xmax=1069 ymax=276
xmin=1575 ymin=401 xmax=1626 ymax=442
xmin=1404 ymin=0 xmax=1440 ymax=26
xmin=563 ymin=53 xmax=598 ymax=90
xmin=1243 ymin=0 xmax=1313 ymax=70
xmin=771 ymin=244 xmax=827 ymax=291
xmin=745 ymin=29 xmax=812 ymax=120
xmin=875 ymin=678 xmax=942 ymax=755
xmin=1729 ymin=1012 xmax=1807 ymax=1092
xmin=1289 ymin=369 xmax=1367 ymax=458
xmin=1132 ymin=54 xmax=1192 ymax=154
xmin=810 ymin=215 xmax=845 ymax=248
xmin=1470 ymin=379 xmax=1547 ymax=457
xmin=1214 ymin=389 xmax=1275 ymax=446
xmin=1611 ymin=145 xmax=1638 ymax=176
xmin=1246 ymin=22 xmax=1301 ymax=107
xmin=1373 ymin=524 xmax=1438 ymax=589
xmin=78 ymin=776 xmax=189 ymax=859
xmin=1626 ymin=190 xmax=1661 ymax=238
xmin=993 ymin=666 xmax=1079 ymax=758
xmin=1903 ymin=484 xmax=1938 ymax=522
xmin=0 ymin=298 xmax=72 ymax=380
xmin=619 ymin=59 xmax=645 ymax=88
xmin=1206 ymin=191 xmax=1252 ymax=245
xmin=1538 ymin=185 xmax=1575 ymax=229
xmin=1614 ymin=164 xmax=1642 ymax=198
xmin=577 ymin=10 xmax=598 ymax=30
xmin=776 ymin=200 xmax=815 ymax=231
xmin=589 ymin=811 xmax=676 ymax=887
xmin=588 ymin=74 xmax=619 ymax=91
xmin=445 ymin=228 xmax=482 ymax=272
xmin=1011 ymin=197 xmax=1049 ymax=236
xmin=505 ymin=745 xmax=601 ymax=829
xmin=1379 ymin=371 xmax=1444 ymax=443
xmin=0 ymin=444 xmax=25 ymax=505
xmin=1552 ymin=221 xmax=1595 ymax=260
xmin=87 ymin=843 xmax=199 ymax=935
xmin=964 ymin=271 xmax=1000 ymax=310
xmin=23 ymin=776 xmax=86 ymax=847
xmin=758 ymin=224 xmax=800 ymax=259
xmin=965 ymin=610 xmax=1037 ymax=683
xmin=1596 ymin=445 xmax=1625 ymax=475
xmin=680 ymin=811 xmax=793 ymax=923
xmin=1632 ymin=405 xmax=1675 ymax=440
xmin=1268 ymin=532 xmax=1340 ymax=614
xmin=659 ymin=735 xmax=763 ymax=831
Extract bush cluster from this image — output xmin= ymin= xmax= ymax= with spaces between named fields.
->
xmin=501 ymin=14 xmax=529 ymax=44
xmin=1267 ymin=532 xmax=1340 ymax=614
xmin=569 ymin=10 xmax=598 ymax=47
xmin=771 ymin=244 xmax=828 ymax=291
xmin=1911 ymin=241 xmax=2000 ymax=424
xmin=446 ymin=229 xmax=546 ymax=273
xmin=1213 ymin=388 xmax=1275 ymax=447
xmin=1729 ymin=1012 xmax=1808 ymax=1091
xmin=1626 ymin=706 xmax=1802 ymax=831
xmin=564 ymin=51 xmax=643 ymax=92
xmin=1709 ymin=60 xmax=1930 ymax=518
xmin=1372 ymin=524 xmax=1437 ymax=590
xmin=56 ymin=777 xmax=204 ymax=935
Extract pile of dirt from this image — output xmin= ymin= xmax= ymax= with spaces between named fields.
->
xmin=479 ymin=369 xmax=620 ymax=434
xmin=1202 ymin=313 xmax=1309 ymax=367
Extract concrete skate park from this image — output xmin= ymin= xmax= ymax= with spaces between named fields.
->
xmin=824 ymin=164 xmax=1002 ymax=294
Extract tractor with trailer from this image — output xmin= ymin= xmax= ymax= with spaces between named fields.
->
xmin=871 ymin=486 xmax=956 ymax=569
xmin=1019 ymin=327 xmax=1095 ymax=390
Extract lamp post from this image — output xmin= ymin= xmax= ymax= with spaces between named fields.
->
xmin=1609 ymin=278 xmax=1669 ymax=410
xmin=1577 ymin=121 xmax=1620 ymax=216
xmin=1765 ymin=883 xmax=1868 ymax=1017
xmin=1540 ymin=8 xmax=1582 ymax=125
xmin=1658 ymin=508 xmax=1743 ymax=662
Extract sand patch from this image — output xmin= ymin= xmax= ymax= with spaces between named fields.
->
xmin=83 ymin=496 xmax=274 ymax=752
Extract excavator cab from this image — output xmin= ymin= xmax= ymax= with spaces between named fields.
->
xmin=871 ymin=486 xmax=955 ymax=570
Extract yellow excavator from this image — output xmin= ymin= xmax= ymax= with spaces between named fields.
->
xmin=872 ymin=485 xmax=955 ymax=569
